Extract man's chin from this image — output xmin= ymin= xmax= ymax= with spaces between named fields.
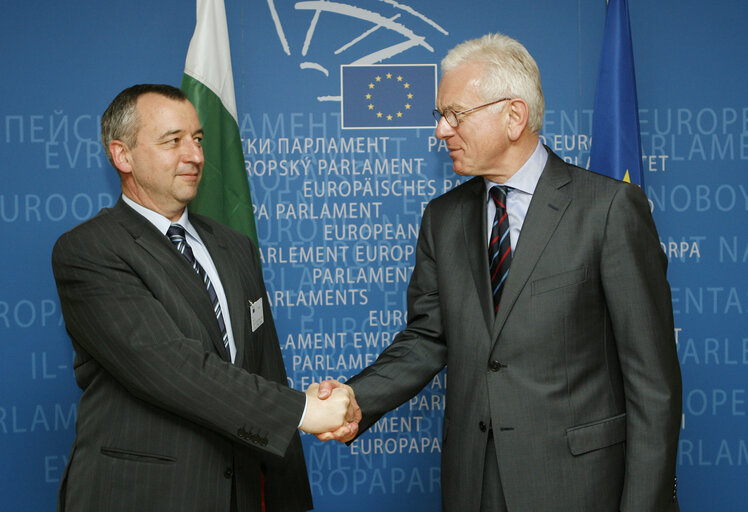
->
xmin=451 ymin=164 xmax=473 ymax=177
xmin=178 ymin=188 xmax=199 ymax=205
xmin=449 ymin=158 xmax=462 ymax=174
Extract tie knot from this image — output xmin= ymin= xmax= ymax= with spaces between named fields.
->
xmin=489 ymin=185 xmax=509 ymax=205
xmin=167 ymin=224 xmax=186 ymax=242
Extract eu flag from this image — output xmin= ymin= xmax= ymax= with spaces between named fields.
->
xmin=341 ymin=64 xmax=436 ymax=129
xmin=589 ymin=0 xmax=644 ymax=185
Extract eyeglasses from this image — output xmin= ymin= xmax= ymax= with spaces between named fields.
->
xmin=432 ymin=97 xmax=512 ymax=128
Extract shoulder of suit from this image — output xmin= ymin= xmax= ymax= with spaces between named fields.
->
xmin=545 ymin=149 xmax=620 ymax=186
xmin=189 ymin=212 xmax=257 ymax=249
xmin=190 ymin=212 xmax=239 ymax=236
xmin=547 ymin=150 xmax=638 ymax=199
xmin=428 ymin=176 xmax=483 ymax=207
xmin=51 ymin=205 xmax=129 ymax=265
xmin=54 ymin=204 xmax=120 ymax=243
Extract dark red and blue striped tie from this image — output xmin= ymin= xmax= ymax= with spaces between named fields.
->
xmin=488 ymin=186 xmax=512 ymax=313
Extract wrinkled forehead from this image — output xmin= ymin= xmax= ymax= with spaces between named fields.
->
xmin=134 ymin=94 xmax=200 ymax=136
xmin=437 ymin=62 xmax=485 ymax=109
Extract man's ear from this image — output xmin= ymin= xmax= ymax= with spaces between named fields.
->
xmin=109 ymin=140 xmax=133 ymax=174
xmin=506 ymin=98 xmax=530 ymax=142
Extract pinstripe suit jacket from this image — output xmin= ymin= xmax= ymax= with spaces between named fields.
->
xmin=348 ymin=148 xmax=682 ymax=511
xmin=52 ymin=198 xmax=312 ymax=512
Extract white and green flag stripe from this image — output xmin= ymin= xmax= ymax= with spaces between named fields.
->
xmin=181 ymin=0 xmax=257 ymax=246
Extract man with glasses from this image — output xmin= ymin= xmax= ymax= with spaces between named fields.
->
xmin=318 ymin=33 xmax=681 ymax=511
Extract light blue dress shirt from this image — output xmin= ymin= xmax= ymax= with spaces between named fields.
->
xmin=485 ymin=141 xmax=548 ymax=253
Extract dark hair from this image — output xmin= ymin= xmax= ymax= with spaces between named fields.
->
xmin=101 ymin=84 xmax=188 ymax=166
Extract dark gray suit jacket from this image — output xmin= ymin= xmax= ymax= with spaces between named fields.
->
xmin=348 ymin=148 xmax=682 ymax=511
xmin=52 ymin=199 xmax=313 ymax=512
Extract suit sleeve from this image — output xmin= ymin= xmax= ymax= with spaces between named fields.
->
xmin=348 ymin=202 xmax=448 ymax=433
xmin=600 ymin=184 xmax=682 ymax=511
xmin=51 ymin=226 xmax=305 ymax=459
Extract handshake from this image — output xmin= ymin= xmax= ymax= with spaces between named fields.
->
xmin=298 ymin=380 xmax=362 ymax=443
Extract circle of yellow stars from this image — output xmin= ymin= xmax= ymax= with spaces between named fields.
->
xmin=364 ymin=72 xmax=414 ymax=121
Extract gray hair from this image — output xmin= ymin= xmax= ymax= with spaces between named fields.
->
xmin=441 ymin=33 xmax=545 ymax=133
xmin=101 ymin=84 xmax=188 ymax=166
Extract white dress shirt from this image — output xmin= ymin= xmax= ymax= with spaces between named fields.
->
xmin=121 ymin=194 xmax=237 ymax=362
xmin=122 ymin=195 xmax=310 ymax=426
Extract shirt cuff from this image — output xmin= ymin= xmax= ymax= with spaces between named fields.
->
xmin=297 ymin=394 xmax=308 ymax=428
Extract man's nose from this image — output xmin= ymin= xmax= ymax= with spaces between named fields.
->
xmin=183 ymin=139 xmax=204 ymax=164
xmin=435 ymin=116 xmax=454 ymax=140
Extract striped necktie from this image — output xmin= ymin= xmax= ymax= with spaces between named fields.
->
xmin=166 ymin=224 xmax=230 ymax=355
xmin=488 ymin=186 xmax=512 ymax=313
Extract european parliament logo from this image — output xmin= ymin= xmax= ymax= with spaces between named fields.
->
xmin=341 ymin=64 xmax=436 ymax=129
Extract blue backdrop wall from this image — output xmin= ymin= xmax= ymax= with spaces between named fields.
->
xmin=1 ymin=1 xmax=746 ymax=510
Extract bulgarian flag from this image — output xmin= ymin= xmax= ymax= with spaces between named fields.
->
xmin=181 ymin=0 xmax=258 ymax=246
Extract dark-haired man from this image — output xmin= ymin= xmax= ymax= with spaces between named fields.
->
xmin=52 ymin=84 xmax=355 ymax=511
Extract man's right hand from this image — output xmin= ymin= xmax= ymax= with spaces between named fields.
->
xmin=314 ymin=380 xmax=361 ymax=443
xmin=299 ymin=383 xmax=354 ymax=435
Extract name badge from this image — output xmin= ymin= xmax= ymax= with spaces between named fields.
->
xmin=250 ymin=298 xmax=264 ymax=332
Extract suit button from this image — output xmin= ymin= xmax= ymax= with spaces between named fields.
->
xmin=488 ymin=360 xmax=502 ymax=372
xmin=479 ymin=421 xmax=487 ymax=432
xmin=224 ymin=468 xmax=233 ymax=479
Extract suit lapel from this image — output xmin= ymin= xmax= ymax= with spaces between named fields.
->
xmin=461 ymin=177 xmax=495 ymax=336
xmin=114 ymin=200 xmax=231 ymax=361
xmin=491 ymin=151 xmax=572 ymax=343
xmin=192 ymin=217 xmax=248 ymax=366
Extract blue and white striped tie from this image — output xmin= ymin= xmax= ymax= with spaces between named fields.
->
xmin=166 ymin=224 xmax=230 ymax=354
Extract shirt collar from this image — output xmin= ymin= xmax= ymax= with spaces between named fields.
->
xmin=121 ymin=194 xmax=198 ymax=241
xmin=484 ymin=140 xmax=548 ymax=199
